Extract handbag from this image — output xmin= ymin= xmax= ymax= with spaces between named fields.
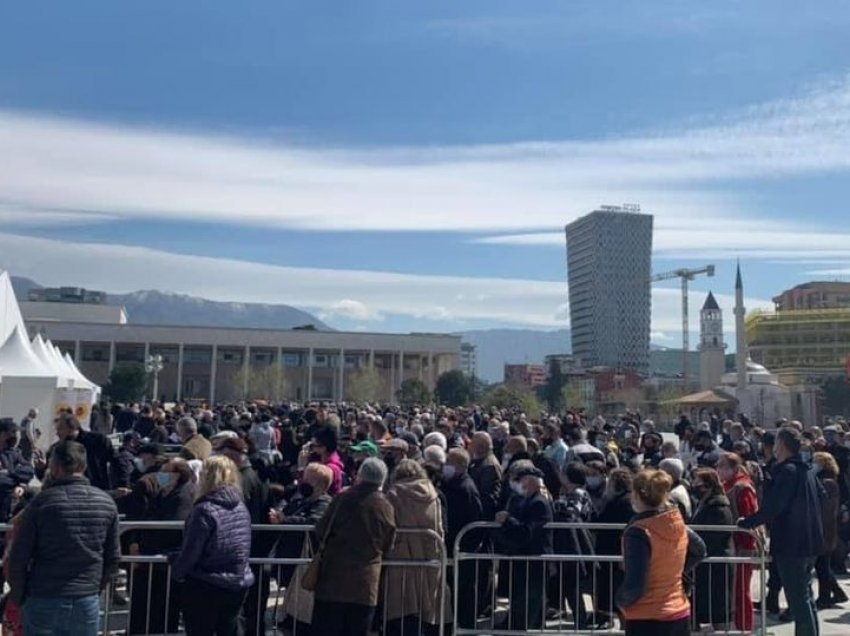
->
xmin=301 ymin=502 xmax=340 ymax=592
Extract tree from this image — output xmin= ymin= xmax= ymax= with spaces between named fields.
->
xmin=347 ymin=367 xmax=384 ymax=403
xmin=104 ymin=363 xmax=148 ymax=402
xmin=397 ymin=378 xmax=432 ymax=409
xmin=435 ymin=370 xmax=473 ymax=407
xmin=561 ymin=379 xmax=589 ymax=413
xmin=820 ymin=376 xmax=850 ymax=417
xmin=231 ymin=365 xmax=289 ymax=401
xmin=543 ymin=360 xmax=566 ymax=412
xmin=484 ymin=384 xmax=542 ymax=419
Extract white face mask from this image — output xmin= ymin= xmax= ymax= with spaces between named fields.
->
xmin=510 ymin=481 xmax=526 ymax=497
xmin=133 ymin=457 xmax=145 ymax=472
xmin=442 ymin=465 xmax=456 ymax=480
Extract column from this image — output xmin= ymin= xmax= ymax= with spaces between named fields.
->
xmin=209 ymin=344 xmax=218 ymax=405
xmin=243 ymin=346 xmax=250 ymax=399
xmin=143 ymin=342 xmax=150 ymax=362
xmin=389 ymin=353 xmax=395 ymax=404
xmin=338 ymin=347 xmax=345 ymax=402
xmin=369 ymin=349 xmax=375 ymax=369
xmin=108 ymin=341 xmax=116 ymax=375
xmin=74 ymin=340 xmax=81 ymax=366
xmin=398 ymin=350 xmax=405 ymax=394
xmin=428 ymin=352 xmax=434 ymax=389
xmin=278 ymin=346 xmax=285 ymax=401
xmin=176 ymin=344 xmax=184 ymax=402
xmin=307 ymin=347 xmax=314 ymax=402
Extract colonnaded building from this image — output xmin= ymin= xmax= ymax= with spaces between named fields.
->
xmin=20 ymin=290 xmax=460 ymax=404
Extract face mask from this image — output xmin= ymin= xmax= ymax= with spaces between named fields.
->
xmin=298 ymin=482 xmax=315 ymax=499
xmin=801 ymin=450 xmax=812 ymax=463
xmin=155 ymin=472 xmax=173 ymax=488
xmin=395 ymin=426 xmax=406 ymax=436
xmin=133 ymin=457 xmax=145 ymax=472
xmin=442 ymin=465 xmax=456 ymax=480
xmin=587 ymin=476 xmax=604 ymax=490
xmin=510 ymin=481 xmax=526 ymax=496
xmin=503 ymin=452 xmax=513 ymax=464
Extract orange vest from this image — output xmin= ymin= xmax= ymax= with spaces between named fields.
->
xmin=622 ymin=508 xmax=690 ymax=621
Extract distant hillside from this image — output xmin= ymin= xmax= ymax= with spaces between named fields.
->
xmin=458 ymin=328 xmax=571 ymax=382
xmin=11 ymin=276 xmax=329 ymax=331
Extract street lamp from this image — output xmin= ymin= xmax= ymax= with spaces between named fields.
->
xmin=145 ymin=354 xmax=164 ymax=403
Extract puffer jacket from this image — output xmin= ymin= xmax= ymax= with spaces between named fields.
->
xmin=169 ymin=485 xmax=254 ymax=590
xmin=7 ymin=476 xmax=120 ymax=605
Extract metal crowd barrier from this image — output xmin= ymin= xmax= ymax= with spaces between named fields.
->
xmin=102 ymin=522 xmax=446 ymax=636
xmin=453 ymin=522 xmax=768 ymax=636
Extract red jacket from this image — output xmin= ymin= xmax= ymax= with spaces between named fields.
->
xmin=724 ymin=473 xmax=759 ymax=553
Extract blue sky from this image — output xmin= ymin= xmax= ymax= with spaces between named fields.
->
xmin=2 ymin=1 xmax=850 ymax=342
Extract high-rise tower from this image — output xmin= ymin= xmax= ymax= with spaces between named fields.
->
xmin=565 ymin=205 xmax=653 ymax=373
xmin=699 ymin=291 xmax=726 ymax=389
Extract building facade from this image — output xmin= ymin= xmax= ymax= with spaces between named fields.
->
xmin=460 ymin=342 xmax=478 ymax=378
xmin=23 ymin=319 xmax=460 ymax=405
xmin=504 ymin=363 xmax=547 ymax=390
xmin=699 ymin=291 xmax=726 ymax=390
xmin=773 ymin=282 xmax=850 ymax=311
xmin=565 ymin=205 xmax=653 ymax=374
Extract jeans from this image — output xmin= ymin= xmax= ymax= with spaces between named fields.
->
xmin=23 ymin=594 xmax=100 ymax=636
xmin=774 ymin=556 xmax=819 ymax=636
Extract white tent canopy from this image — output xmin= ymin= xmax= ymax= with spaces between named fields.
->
xmin=0 ymin=270 xmax=101 ymax=449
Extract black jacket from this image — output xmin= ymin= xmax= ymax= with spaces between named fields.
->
xmin=240 ymin=463 xmax=273 ymax=557
xmin=740 ymin=455 xmax=825 ymax=557
xmin=274 ymin=494 xmax=332 ymax=586
xmin=0 ymin=446 xmax=34 ymax=522
xmin=7 ymin=476 xmax=120 ymax=604
xmin=111 ymin=448 xmax=134 ymax=490
xmin=495 ymin=490 xmax=553 ymax=556
xmin=63 ymin=430 xmax=116 ymax=491
xmin=594 ymin=491 xmax=634 ymax=556
xmin=442 ymin=472 xmax=483 ymax=556
xmin=469 ymin=453 xmax=502 ymax=521
xmin=692 ymin=494 xmax=734 ymax=557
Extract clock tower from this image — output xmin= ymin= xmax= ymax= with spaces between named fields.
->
xmin=699 ymin=291 xmax=726 ymax=390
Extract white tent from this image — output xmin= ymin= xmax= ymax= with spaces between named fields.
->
xmin=0 ymin=271 xmax=26 ymax=349
xmin=0 ymin=326 xmax=61 ymax=450
xmin=0 ymin=271 xmax=101 ymax=449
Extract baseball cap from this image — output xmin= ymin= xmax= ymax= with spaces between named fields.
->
xmin=350 ymin=440 xmax=379 ymax=457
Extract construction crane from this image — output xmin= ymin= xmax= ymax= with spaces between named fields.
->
xmin=650 ymin=265 xmax=715 ymax=387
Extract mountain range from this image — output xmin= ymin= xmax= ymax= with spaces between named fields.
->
xmin=11 ymin=276 xmax=329 ymax=331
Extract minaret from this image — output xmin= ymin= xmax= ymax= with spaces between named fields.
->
xmin=734 ymin=263 xmax=748 ymax=390
xmin=699 ymin=291 xmax=726 ymax=390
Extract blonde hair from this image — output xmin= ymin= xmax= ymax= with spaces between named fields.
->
xmin=196 ymin=455 xmax=242 ymax=501
xmin=632 ymin=469 xmax=673 ymax=509
xmin=814 ymin=452 xmax=839 ymax=480
xmin=303 ymin=462 xmax=333 ymax=494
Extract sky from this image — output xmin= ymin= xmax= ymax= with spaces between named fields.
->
xmin=2 ymin=1 xmax=850 ymax=345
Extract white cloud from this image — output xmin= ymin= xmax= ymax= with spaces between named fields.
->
xmin=475 ymin=222 xmax=850 ymax=260
xmin=0 ymin=233 xmax=771 ymax=335
xmin=0 ymin=74 xmax=849 ymax=254
xmin=319 ymin=299 xmax=384 ymax=322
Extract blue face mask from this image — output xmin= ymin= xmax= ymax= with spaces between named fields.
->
xmin=155 ymin=472 xmax=173 ymax=488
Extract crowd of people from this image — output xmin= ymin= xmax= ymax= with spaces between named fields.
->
xmin=0 ymin=401 xmax=849 ymax=636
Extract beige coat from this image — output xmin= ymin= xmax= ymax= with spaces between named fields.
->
xmin=383 ymin=477 xmax=449 ymax=625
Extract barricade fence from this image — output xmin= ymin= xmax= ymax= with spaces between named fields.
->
xmin=453 ymin=522 xmax=768 ymax=636
xmin=0 ymin=520 xmax=767 ymax=636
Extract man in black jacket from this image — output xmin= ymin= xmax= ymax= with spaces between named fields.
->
xmin=740 ymin=427 xmax=824 ymax=636
xmin=494 ymin=464 xmax=554 ymax=631
xmin=0 ymin=419 xmax=34 ymax=522
xmin=46 ymin=415 xmax=117 ymax=491
xmin=442 ymin=448 xmax=484 ymax=628
xmin=8 ymin=441 xmax=120 ymax=635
